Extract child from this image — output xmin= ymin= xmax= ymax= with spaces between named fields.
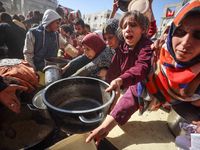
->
xmin=86 ymin=0 xmax=200 ymax=146
xmin=62 ymin=33 xmax=115 ymax=78
xmin=58 ymin=24 xmax=78 ymax=61
xmin=102 ymin=18 xmax=123 ymax=51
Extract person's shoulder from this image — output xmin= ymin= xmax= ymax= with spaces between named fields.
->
xmin=139 ymin=37 xmax=153 ymax=47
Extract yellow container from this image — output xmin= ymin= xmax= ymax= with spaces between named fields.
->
xmin=64 ymin=44 xmax=79 ymax=58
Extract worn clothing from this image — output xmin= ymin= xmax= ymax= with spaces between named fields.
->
xmin=106 ymin=37 xmax=153 ymax=87
xmin=147 ymin=20 xmax=157 ymax=39
xmin=106 ymin=37 xmax=153 ymax=125
xmin=138 ymin=0 xmax=200 ymax=114
xmin=0 ymin=59 xmax=38 ymax=93
xmin=23 ymin=9 xmax=76 ymax=72
xmin=62 ymin=54 xmax=91 ymax=78
xmin=0 ymin=21 xmax=26 ymax=59
xmin=73 ymin=47 xmax=115 ymax=77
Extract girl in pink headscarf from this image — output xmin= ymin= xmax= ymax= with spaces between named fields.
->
xmin=62 ymin=33 xmax=115 ymax=78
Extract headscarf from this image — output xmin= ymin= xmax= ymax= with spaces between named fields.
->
xmin=81 ymin=33 xmax=106 ymax=59
xmin=138 ymin=0 xmax=200 ymax=114
xmin=102 ymin=18 xmax=123 ymax=42
xmin=102 ymin=18 xmax=119 ymax=37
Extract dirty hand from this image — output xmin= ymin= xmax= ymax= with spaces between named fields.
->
xmin=86 ymin=115 xmax=118 ymax=147
xmin=106 ymin=78 xmax=123 ymax=112
xmin=0 ymin=84 xmax=28 ymax=114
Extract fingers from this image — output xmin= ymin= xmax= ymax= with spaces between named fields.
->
xmin=192 ymin=121 xmax=200 ymax=125
xmin=6 ymin=100 xmax=20 ymax=114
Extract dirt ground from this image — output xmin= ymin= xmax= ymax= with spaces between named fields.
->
xmin=106 ymin=108 xmax=178 ymax=150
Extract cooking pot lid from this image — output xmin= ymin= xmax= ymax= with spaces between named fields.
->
xmin=172 ymin=102 xmax=200 ymax=122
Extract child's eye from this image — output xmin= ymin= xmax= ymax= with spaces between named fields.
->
xmin=131 ymin=23 xmax=137 ymax=27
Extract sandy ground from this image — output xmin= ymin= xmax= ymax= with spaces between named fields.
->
xmin=106 ymin=108 xmax=178 ymax=150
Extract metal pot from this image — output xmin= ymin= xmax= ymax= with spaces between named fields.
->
xmin=43 ymin=65 xmax=62 ymax=86
xmin=42 ymin=77 xmax=115 ymax=134
xmin=0 ymin=104 xmax=55 ymax=150
xmin=167 ymin=102 xmax=200 ymax=137
xmin=44 ymin=57 xmax=68 ymax=68
xmin=29 ymin=89 xmax=51 ymax=119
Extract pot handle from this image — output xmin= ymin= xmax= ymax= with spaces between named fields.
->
xmin=27 ymin=104 xmax=38 ymax=111
xmin=79 ymin=112 xmax=104 ymax=124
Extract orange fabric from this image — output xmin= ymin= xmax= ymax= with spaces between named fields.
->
xmin=0 ymin=59 xmax=38 ymax=93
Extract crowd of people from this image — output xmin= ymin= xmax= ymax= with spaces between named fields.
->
xmin=0 ymin=0 xmax=200 ymax=148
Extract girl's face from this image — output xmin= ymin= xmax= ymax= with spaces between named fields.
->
xmin=122 ymin=16 xmax=145 ymax=48
xmin=104 ymin=33 xmax=118 ymax=50
xmin=172 ymin=16 xmax=200 ymax=62
xmin=83 ymin=44 xmax=96 ymax=59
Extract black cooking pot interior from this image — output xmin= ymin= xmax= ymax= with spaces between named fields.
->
xmin=43 ymin=77 xmax=115 ymax=134
xmin=0 ymin=104 xmax=55 ymax=150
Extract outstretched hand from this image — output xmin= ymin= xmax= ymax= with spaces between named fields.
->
xmin=0 ymin=84 xmax=28 ymax=114
xmin=109 ymin=0 xmax=119 ymax=19
xmin=86 ymin=115 xmax=118 ymax=147
xmin=106 ymin=78 xmax=123 ymax=112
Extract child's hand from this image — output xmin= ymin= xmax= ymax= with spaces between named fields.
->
xmin=86 ymin=115 xmax=117 ymax=147
xmin=97 ymin=69 xmax=107 ymax=77
xmin=106 ymin=78 xmax=123 ymax=112
xmin=112 ymin=0 xmax=119 ymax=14
xmin=61 ymin=64 xmax=70 ymax=74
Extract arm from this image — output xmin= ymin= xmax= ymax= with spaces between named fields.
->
xmin=23 ymin=30 xmax=36 ymax=70
xmin=109 ymin=0 xmax=119 ymax=19
xmin=86 ymin=115 xmax=118 ymax=147
xmin=147 ymin=0 xmax=157 ymax=38
xmin=119 ymin=42 xmax=153 ymax=89
xmin=62 ymin=54 xmax=91 ymax=78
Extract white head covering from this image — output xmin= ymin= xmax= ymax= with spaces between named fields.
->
xmin=94 ymin=30 xmax=104 ymax=40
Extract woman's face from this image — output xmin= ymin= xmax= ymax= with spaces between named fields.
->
xmin=122 ymin=16 xmax=145 ymax=48
xmin=83 ymin=44 xmax=96 ymax=59
xmin=172 ymin=16 xmax=200 ymax=62
xmin=104 ymin=33 xmax=118 ymax=50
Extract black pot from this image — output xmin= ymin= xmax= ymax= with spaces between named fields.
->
xmin=117 ymin=0 xmax=132 ymax=12
xmin=0 ymin=104 xmax=55 ymax=150
xmin=42 ymin=77 xmax=115 ymax=134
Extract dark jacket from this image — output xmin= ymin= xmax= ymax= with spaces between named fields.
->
xmin=0 ymin=21 xmax=26 ymax=59
xmin=0 ymin=76 xmax=7 ymax=92
xmin=31 ymin=24 xmax=59 ymax=71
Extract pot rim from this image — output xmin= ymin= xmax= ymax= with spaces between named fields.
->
xmin=42 ymin=76 xmax=115 ymax=114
